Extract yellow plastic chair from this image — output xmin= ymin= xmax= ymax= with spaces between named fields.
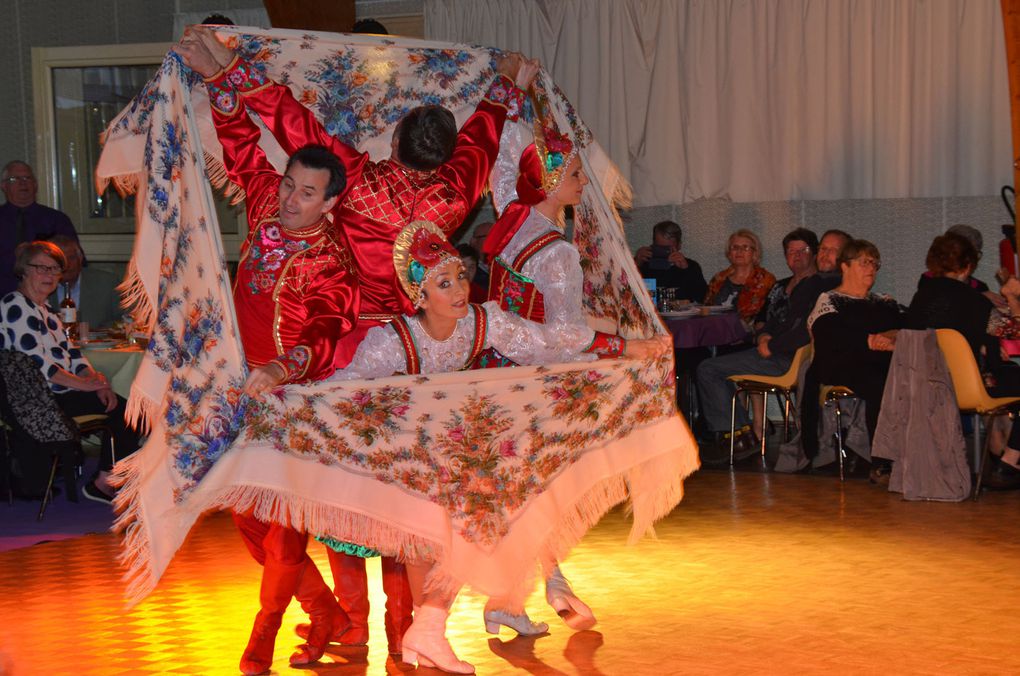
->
xmin=935 ymin=328 xmax=1020 ymax=498
xmin=820 ymin=385 xmax=856 ymax=482
xmin=727 ymin=343 xmax=812 ymax=465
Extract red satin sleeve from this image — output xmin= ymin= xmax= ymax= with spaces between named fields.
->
xmin=204 ymin=63 xmax=279 ymax=213
xmin=272 ymin=261 xmax=360 ymax=383
xmin=224 ymin=59 xmax=369 ymax=197
xmin=434 ymin=75 xmax=524 ymax=235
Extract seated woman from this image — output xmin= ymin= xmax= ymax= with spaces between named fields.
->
xmin=328 ymin=221 xmax=665 ymax=673
xmin=906 ymin=232 xmax=1020 ymax=489
xmin=0 ymin=241 xmax=140 ymax=502
xmin=806 ymin=239 xmax=903 ymax=479
xmin=704 ymin=229 xmax=776 ymax=327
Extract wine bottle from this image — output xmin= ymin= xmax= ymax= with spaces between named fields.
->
xmin=59 ymin=282 xmax=79 ymax=342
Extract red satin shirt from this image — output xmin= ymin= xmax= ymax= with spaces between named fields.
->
xmin=206 ymin=65 xmax=360 ymax=383
xmin=213 ymin=57 xmax=524 ymax=365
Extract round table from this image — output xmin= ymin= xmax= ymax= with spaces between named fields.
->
xmin=665 ymin=312 xmax=749 ymax=349
xmin=81 ymin=345 xmax=143 ymax=398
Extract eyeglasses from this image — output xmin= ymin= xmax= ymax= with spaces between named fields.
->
xmin=4 ymin=175 xmax=35 ymax=184
xmin=786 ymin=247 xmax=812 ymax=257
xmin=26 ymin=263 xmax=63 ymax=275
xmin=729 ymin=244 xmax=755 ymax=252
xmin=851 ymin=257 xmax=881 ymax=271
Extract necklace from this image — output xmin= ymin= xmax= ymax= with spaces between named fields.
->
xmin=414 ymin=315 xmax=457 ymax=343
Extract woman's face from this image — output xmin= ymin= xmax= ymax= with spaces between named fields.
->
xmin=419 ymin=259 xmax=470 ymax=321
xmin=727 ymin=236 xmax=756 ymax=267
xmin=19 ymin=252 xmax=63 ymax=302
xmin=841 ymin=253 xmax=880 ymax=291
xmin=461 ymin=256 xmax=478 ymax=282
xmin=552 ymin=156 xmax=588 ymax=207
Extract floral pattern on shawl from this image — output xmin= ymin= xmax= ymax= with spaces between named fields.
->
xmin=704 ymin=265 xmax=777 ymax=322
xmin=241 ymin=354 xmax=676 ymax=548
xmin=574 ymin=201 xmax=654 ymax=334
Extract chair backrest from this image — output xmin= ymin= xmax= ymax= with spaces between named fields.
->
xmin=935 ymin=329 xmax=987 ymax=411
xmin=788 ymin=343 xmax=812 ymax=380
xmin=0 ymin=350 xmax=78 ymax=443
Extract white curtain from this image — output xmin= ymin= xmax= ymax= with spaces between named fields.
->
xmin=426 ymin=0 xmax=1011 ymax=206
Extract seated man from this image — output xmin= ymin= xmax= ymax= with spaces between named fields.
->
xmin=634 ymin=220 xmax=707 ymax=303
xmin=695 ymin=228 xmax=830 ymax=460
xmin=816 ymin=228 xmax=852 ymax=275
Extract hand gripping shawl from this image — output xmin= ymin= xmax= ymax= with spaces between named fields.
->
xmin=96 ymin=26 xmax=699 ymax=606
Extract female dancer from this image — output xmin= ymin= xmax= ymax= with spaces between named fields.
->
xmin=478 ymin=114 xmax=629 ymax=636
xmin=328 ymin=220 xmax=665 ymax=673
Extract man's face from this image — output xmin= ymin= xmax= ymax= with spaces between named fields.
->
xmin=277 ymin=162 xmax=338 ymax=231
xmin=653 ymin=231 xmax=678 ymax=251
xmin=470 ymin=222 xmax=492 ymax=253
xmin=817 ymin=234 xmax=847 ymax=273
xmin=58 ymin=242 xmax=84 ymax=284
xmin=784 ymin=239 xmax=815 ymax=276
xmin=2 ymin=163 xmax=37 ymax=208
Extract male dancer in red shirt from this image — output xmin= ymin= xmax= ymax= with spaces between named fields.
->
xmin=175 ymin=36 xmax=360 ymax=674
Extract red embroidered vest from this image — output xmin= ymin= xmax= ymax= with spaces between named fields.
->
xmin=487 ymin=231 xmax=564 ymax=324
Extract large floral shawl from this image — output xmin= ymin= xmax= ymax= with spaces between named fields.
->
xmin=96 ymin=26 xmax=698 ymax=606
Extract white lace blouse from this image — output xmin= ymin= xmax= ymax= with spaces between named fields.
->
xmin=489 ymin=121 xmax=594 ymax=363
xmin=331 ymin=301 xmax=594 ymax=379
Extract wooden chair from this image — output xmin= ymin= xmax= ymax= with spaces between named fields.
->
xmin=727 ymin=343 xmax=812 ymax=465
xmin=935 ymin=329 xmax=1020 ymax=498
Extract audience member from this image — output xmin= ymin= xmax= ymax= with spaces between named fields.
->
xmin=634 ymin=220 xmax=707 ymax=303
xmin=696 ymin=228 xmax=828 ymax=460
xmin=0 ymin=161 xmax=80 ymax=297
xmin=816 ymin=229 xmax=852 ymax=274
xmin=455 ymin=243 xmax=487 ymax=303
xmin=906 ymin=232 xmax=1020 ymax=489
xmin=48 ymin=234 xmax=124 ymax=328
xmin=704 ymin=229 xmax=776 ymax=325
xmin=805 ymin=239 xmax=904 ymax=482
xmin=0 ymin=241 xmax=139 ymax=502
xmin=469 ymin=220 xmax=494 ymax=291
xmin=918 ymin=224 xmax=989 ymax=293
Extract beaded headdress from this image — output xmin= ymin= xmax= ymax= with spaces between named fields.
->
xmin=532 ymin=121 xmax=578 ymax=195
xmin=393 ymin=220 xmax=461 ymax=308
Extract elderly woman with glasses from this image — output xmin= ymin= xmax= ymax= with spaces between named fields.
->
xmin=0 ymin=240 xmax=139 ymax=502
xmin=704 ymin=229 xmax=776 ymax=325
xmin=805 ymin=239 xmax=904 ymax=479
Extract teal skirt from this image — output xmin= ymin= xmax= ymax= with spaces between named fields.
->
xmin=316 ymin=535 xmax=380 ymax=558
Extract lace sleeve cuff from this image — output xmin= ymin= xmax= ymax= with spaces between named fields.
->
xmin=485 ymin=75 xmax=526 ymax=122
xmin=584 ymin=331 xmax=626 ymax=358
xmin=270 ymin=345 xmax=311 ymax=382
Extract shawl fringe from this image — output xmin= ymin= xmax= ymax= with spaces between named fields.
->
xmin=204 ymin=150 xmax=246 ymax=206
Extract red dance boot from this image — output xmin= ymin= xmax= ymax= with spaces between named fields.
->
xmin=380 ymin=556 xmax=414 ymax=656
xmin=325 ymin=550 xmax=370 ymax=645
xmin=239 ymin=558 xmax=305 ymax=675
xmin=290 ymin=558 xmax=351 ymax=666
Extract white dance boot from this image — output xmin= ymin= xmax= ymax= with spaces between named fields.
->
xmin=545 ymin=566 xmax=596 ymax=630
xmin=483 ymin=607 xmax=549 ymax=636
xmin=401 ymin=605 xmax=474 ymax=674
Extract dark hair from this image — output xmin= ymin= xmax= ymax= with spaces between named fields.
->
xmin=652 ymin=220 xmax=682 ymax=247
xmin=353 ymin=18 xmax=389 ymax=34
xmin=395 ymin=106 xmax=457 ymax=170
xmin=820 ymin=229 xmax=852 ymax=244
xmin=13 ymin=240 xmax=65 ymax=278
xmin=837 ymin=238 xmax=881 ymax=268
xmin=782 ymin=227 xmax=819 ymax=253
xmin=286 ymin=145 xmax=346 ymax=199
xmin=201 ymin=13 xmax=234 ymax=25
xmin=925 ymin=233 xmax=978 ymax=276
xmin=456 ymin=243 xmax=479 ymax=262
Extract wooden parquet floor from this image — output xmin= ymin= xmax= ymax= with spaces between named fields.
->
xmin=1 ymin=470 xmax=1019 ymax=675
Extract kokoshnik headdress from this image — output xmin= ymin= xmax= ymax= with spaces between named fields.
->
xmin=393 ymin=220 xmax=461 ymax=308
